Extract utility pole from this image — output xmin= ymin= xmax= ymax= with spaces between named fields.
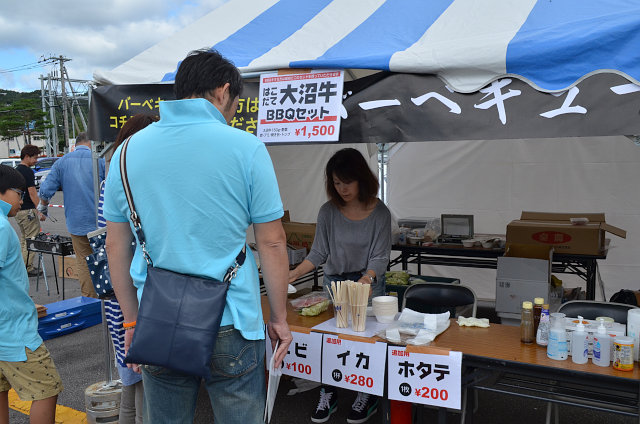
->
xmin=59 ymin=55 xmax=71 ymax=149
xmin=39 ymin=55 xmax=89 ymax=155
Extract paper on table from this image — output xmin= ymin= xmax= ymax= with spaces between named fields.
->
xmin=264 ymin=341 xmax=282 ymax=423
xmin=312 ymin=315 xmax=397 ymax=338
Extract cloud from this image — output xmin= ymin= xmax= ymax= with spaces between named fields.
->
xmin=0 ymin=0 xmax=227 ymax=91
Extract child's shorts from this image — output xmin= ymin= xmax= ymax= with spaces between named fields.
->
xmin=0 ymin=344 xmax=63 ymax=401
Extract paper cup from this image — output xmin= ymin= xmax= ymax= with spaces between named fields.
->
xmin=333 ymin=301 xmax=349 ymax=328
xmin=350 ymin=303 xmax=368 ymax=332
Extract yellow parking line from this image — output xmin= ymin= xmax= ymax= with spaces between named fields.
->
xmin=8 ymin=389 xmax=87 ymax=423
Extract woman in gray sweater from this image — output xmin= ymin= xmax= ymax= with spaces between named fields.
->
xmin=289 ymin=148 xmax=391 ymax=424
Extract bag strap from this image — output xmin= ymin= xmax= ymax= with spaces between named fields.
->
xmin=118 ymin=136 xmax=245 ymax=281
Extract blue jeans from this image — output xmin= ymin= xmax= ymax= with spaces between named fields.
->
xmin=323 ymin=272 xmax=386 ymax=306
xmin=141 ymin=325 xmax=265 ymax=424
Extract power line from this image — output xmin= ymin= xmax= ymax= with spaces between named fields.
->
xmin=0 ymin=58 xmax=57 ymax=74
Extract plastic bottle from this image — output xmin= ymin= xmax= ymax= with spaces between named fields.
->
xmin=571 ymin=315 xmax=588 ymax=364
xmin=547 ymin=314 xmax=568 ymax=360
xmin=613 ymin=336 xmax=635 ymax=371
xmin=533 ymin=297 xmax=544 ymax=335
xmin=592 ymin=318 xmax=611 ymax=367
xmin=536 ymin=304 xmax=550 ymax=346
xmin=520 ymin=301 xmax=534 ymax=343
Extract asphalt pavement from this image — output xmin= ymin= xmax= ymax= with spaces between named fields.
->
xmin=7 ymin=192 xmax=636 ymax=423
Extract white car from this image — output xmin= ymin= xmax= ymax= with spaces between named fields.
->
xmin=0 ymin=158 xmax=21 ymax=168
xmin=34 ymin=169 xmax=51 ymax=190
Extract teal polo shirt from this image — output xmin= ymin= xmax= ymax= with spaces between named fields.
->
xmin=103 ymin=98 xmax=283 ymax=340
xmin=0 ymin=200 xmax=43 ymax=361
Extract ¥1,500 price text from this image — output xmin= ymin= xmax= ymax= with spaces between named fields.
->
xmin=295 ymin=125 xmax=336 ymax=139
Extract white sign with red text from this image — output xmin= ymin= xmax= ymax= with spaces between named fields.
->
xmin=387 ymin=346 xmax=462 ymax=409
xmin=265 ymin=330 xmax=323 ymax=383
xmin=257 ymin=70 xmax=344 ymax=143
xmin=321 ymin=336 xmax=387 ymax=396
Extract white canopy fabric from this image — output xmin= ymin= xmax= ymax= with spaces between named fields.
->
xmin=387 ymin=136 xmax=640 ymax=300
xmin=94 ymin=0 xmax=640 ymax=93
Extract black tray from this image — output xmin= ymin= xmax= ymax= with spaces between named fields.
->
xmin=27 ymin=238 xmax=74 ymax=255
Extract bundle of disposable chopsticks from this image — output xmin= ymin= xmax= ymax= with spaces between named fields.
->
xmin=328 ymin=280 xmax=350 ymax=328
xmin=346 ymin=281 xmax=369 ymax=331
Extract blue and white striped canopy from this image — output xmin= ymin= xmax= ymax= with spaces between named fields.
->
xmin=94 ymin=0 xmax=640 ymax=93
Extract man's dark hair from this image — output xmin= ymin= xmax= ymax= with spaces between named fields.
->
xmin=0 ymin=164 xmax=26 ymax=194
xmin=174 ymin=49 xmax=243 ymax=100
xmin=21 ymin=144 xmax=40 ymax=159
xmin=76 ymin=132 xmax=89 ymax=144
xmin=325 ymin=148 xmax=379 ymax=207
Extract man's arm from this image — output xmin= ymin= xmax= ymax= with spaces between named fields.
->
xmin=254 ymin=219 xmax=292 ymax=368
xmin=105 ymin=220 xmax=138 ymax=369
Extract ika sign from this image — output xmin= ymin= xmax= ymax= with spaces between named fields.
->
xmin=387 ymin=347 xmax=462 ymax=409
xmin=321 ymin=336 xmax=387 ymax=396
xmin=257 ymin=70 xmax=344 ymax=143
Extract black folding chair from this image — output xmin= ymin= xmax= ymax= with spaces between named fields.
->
xmin=401 ymin=282 xmax=478 ymax=424
xmin=402 ymin=282 xmax=477 ymax=318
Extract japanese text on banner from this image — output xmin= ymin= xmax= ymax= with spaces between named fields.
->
xmin=257 ymin=70 xmax=344 ymax=143
xmin=387 ymin=347 xmax=462 ymax=409
xmin=265 ymin=331 xmax=323 ymax=383
xmin=321 ymin=336 xmax=387 ymax=396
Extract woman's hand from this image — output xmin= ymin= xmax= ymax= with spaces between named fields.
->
xmin=288 ymin=269 xmax=299 ymax=283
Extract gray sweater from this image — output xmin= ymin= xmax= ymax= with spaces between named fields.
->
xmin=306 ymin=200 xmax=391 ymax=279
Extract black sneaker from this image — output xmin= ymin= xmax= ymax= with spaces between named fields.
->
xmin=347 ymin=392 xmax=378 ymax=424
xmin=311 ymin=386 xmax=338 ymax=423
xmin=27 ymin=268 xmax=39 ymax=277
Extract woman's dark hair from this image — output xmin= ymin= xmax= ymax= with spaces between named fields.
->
xmin=325 ymin=148 xmax=379 ymax=207
xmin=114 ymin=114 xmax=160 ymax=150
xmin=174 ymin=49 xmax=243 ymax=100
xmin=0 ymin=164 xmax=26 ymax=194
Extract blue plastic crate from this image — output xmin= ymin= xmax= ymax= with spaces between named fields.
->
xmin=38 ymin=297 xmax=102 ymax=340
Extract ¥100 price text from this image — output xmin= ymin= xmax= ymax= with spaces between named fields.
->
xmin=285 ymin=362 xmax=312 ymax=375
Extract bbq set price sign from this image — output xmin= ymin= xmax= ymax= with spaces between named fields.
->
xmin=266 ymin=330 xmax=323 ymax=382
xmin=257 ymin=70 xmax=344 ymax=143
xmin=387 ymin=347 xmax=462 ymax=409
xmin=321 ymin=336 xmax=387 ymax=396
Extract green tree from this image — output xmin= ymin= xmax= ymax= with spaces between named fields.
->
xmin=0 ymin=97 xmax=51 ymax=143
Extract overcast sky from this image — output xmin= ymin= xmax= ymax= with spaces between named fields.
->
xmin=0 ymin=0 xmax=228 ymax=92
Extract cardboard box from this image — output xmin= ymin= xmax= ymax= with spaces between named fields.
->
xmin=282 ymin=221 xmax=316 ymax=253
xmin=58 ymin=255 xmax=79 ymax=279
xmin=287 ymin=244 xmax=307 ymax=266
xmin=506 ymin=212 xmax=626 ymax=256
xmin=496 ymin=244 xmax=552 ymax=317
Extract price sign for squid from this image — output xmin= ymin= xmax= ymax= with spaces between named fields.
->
xmin=265 ymin=330 xmax=323 ymax=382
xmin=321 ymin=336 xmax=387 ymax=396
xmin=387 ymin=346 xmax=462 ymax=409
xmin=257 ymin=70 xmax=344 ymax=143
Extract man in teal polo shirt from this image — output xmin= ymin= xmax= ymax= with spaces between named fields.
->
xmin=104 ymin=49 xmax=292 ymax=424
xmin=0 ymin=165 xmax=63 ymax=424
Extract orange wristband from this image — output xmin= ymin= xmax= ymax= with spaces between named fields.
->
xmin=123 ymin=321 xmax=137 ymax=329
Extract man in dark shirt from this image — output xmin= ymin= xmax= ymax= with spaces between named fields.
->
xmin=14 ymin=145 xmax=45 ymax=276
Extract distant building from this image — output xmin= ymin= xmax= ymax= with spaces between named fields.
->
xmin=0 ymin=134 xmax=48 ymax=157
